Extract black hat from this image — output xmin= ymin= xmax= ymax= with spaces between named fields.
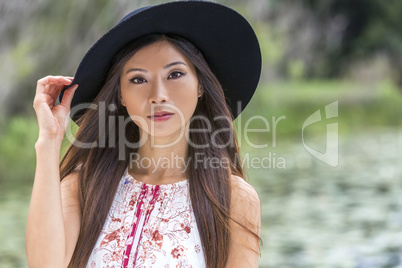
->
xmin=58 ymin=0 xmax=262 ymax=124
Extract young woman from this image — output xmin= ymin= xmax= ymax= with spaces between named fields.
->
xmin=26 ymin=1 xmax=262 ymax=267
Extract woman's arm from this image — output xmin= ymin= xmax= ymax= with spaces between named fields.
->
xmin=226 ymin=175 xmax=261 ymax=268
xmin=26 ymin=141 xmax=81 ymax=267
xmin=26 ymin=76 xmax=80 ymax=267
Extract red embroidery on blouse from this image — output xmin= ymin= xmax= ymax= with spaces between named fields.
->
xmin=87 ymin=168 xmax=205 ymax=267
xmin=122 ymin=185 xmax=161 ymax=267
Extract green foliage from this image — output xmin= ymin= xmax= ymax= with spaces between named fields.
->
xmin=268 ymin=0 xmax=402 ymax=86
xmin=0 ymin=116 xmax=38 ymax=268
xmin=0 ymin=192 xmax=30 ymax=268
xmin=253 ymin=22 xmax=285 ymax=66
xmin=0 ymin=116 xmax=38 ymax=187
xmin=287 ymin=59 xmax=306 ymax=81
xmin=236 ymin=79 xmax=402 ymax=145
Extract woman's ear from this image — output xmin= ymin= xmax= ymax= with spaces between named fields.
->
xmin=119 ymin=91 xmax=126 ymax=106
xmin=198 ymin=85 xmax=203 ymax=98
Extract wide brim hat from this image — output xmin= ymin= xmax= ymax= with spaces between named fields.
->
xmin=58 ymin=0 xmax=262 ymax=125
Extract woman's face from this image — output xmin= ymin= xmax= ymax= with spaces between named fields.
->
xmin=120 ymin=40 xmax=202 ymax=138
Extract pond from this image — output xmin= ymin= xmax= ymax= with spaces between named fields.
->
xmin=252 ymin=128 xmax=402 ymax=268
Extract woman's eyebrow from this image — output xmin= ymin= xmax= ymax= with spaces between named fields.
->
xmin=163 ymin=61 xmax=187 ymax=69
xmin=125 ymin=61 xmax=187 ymax=75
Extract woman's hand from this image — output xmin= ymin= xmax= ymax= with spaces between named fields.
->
xmin=33 ymin=75 xmax=78 ymax=143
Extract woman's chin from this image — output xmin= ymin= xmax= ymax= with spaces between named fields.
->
xmin=140 ymin=127 xmax=187 ymax=141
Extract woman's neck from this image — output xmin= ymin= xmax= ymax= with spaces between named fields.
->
xmin=127 ymin=127 xmax=190 ymax=183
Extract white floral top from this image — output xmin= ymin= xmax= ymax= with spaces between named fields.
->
xmin=87 ymin=167 xmax=206 ymax=268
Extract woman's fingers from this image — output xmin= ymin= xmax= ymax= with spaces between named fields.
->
xmin=49 ymin=83 xmax=75 ymax=104
xmin=34 ymin=75 xmax=77 ymax=113
xmin=44 ymin=77 xmax=73 ymax=96
xmin=37 ymin=76 xmax=74 ymax=96
xmin=33 ymin=75 xmax=77 ymax=139
xmin=59 ymin=84 xmax=79 ymax=111
xmin=36 ymin=76 xmax=76 ymax=107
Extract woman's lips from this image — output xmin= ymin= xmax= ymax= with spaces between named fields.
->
xmin=147 ymin=113 xmax=174 ymax=122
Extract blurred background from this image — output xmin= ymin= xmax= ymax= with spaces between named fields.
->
xmin=1 ymin=0 xmax=402 ymax=267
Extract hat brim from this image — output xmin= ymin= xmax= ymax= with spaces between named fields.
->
xmin=59 ymin=1 xmax=262 ymax=124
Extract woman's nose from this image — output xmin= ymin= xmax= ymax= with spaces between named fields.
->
xmin=148 ymin=80 xmax=169 ymax=104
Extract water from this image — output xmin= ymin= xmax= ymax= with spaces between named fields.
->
xmin=249 ymin=128 xmax=402 ymax=268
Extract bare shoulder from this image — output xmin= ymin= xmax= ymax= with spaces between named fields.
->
xmin=61 ymin=171 xmax=80 ymax=205
xmin=230 ymin=174 xmax=261 ymax=207
xmin=61 ymin=170 xmax=79 ymax=185
xmin=229 ymin=174 xmax=261 ymax=234
xmin=60 ymin=171 xmax=81 ymax=267
xmin=227 ymin=174 xmax=261 ymax=267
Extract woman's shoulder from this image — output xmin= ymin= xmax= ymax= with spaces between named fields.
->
xmin=229 ymin=174 xmax=261 ymax=221
xmin=227 ymin=175 xmax=261 ymax=267
xmin=61 ymin=171 xmax=80 ymax=199
xmin=230 ymin=174 xmax=259 ymax=202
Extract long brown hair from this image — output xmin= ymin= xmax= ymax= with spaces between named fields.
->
xmin=60 ymin=33 xmax=263 ymax=268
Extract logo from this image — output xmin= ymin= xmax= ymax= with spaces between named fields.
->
xmin=302 ymin=101 xmax=338 ymax=167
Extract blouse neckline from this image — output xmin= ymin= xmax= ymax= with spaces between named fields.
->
xmin=123 ymin=167 xmax=188 ymax=188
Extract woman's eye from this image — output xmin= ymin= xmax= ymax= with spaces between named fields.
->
xmin=130 ymin=77 xmax=146 ymax=84
xmin=168 ymin=71 xmax=184 ymax=79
